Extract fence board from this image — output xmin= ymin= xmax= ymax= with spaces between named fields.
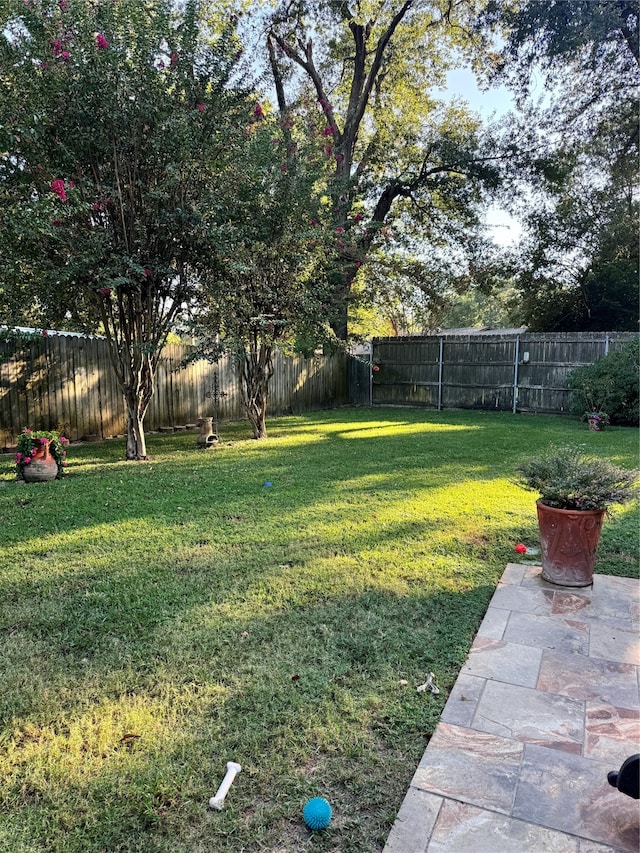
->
xmin=0 ymin=337 xmax=347 ymax=447
xmin=372 ymin=332 xmax=638 ymax=415
xmin=2 ymin=331 xmax=636 ymax=448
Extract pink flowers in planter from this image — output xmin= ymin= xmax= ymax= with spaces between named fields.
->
xmin=14 ymin=430 xmax=69 ymax=479
xmin=96 ymin=33 xmax=109 ymax=50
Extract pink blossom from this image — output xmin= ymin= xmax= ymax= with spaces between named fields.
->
xmin=40 ymin=437 xmax=48 ymax=444
xmin=58 ymin=0 xmax=69 ymax=9
xmin=62 ymin=461 xmax=68 ymax=466
xmin=61 ymin=437 xmax=68 ymax=444
xmin=335 ymin=227 xmax=345 ymax=235
xmin=98 ymin=287 xmax=112 ymax=296
xmin=355 ymin=261 xmax=362 ymax=268
xmin=280 ymin=163 xmax=287 ymax=172
xmin=196 ymin=103 xmax=206 ymax=113
xmin=53 ymin=219 xmax=62 ymax=227
xmin=51 ymin=179 xmax=67 ymax=201
xmin=354 ymin=213 xmax=363 ymax=222
xmin=24 ymin=457 xmax=31 ymax=464
xmin=311 ymin=218 xmax=319 ymax=227
xmin=50 ymin=39 xmax=63 ymax=56
xmin=337 ymin=239 xmax=345 ymax=249
xmin=322 ymin=126 xmax=333 ymax=137
xmin=335 ymin=153 xmax=344 ymax=163
xmin=15 ymin=453 xmax=22 ymax=462
xmin=169 ymin=52 xmax=178 ymax=68
xmin=60 ymin=51 xmax=70 ymax=61
xmin=372 ymin=365 xmax=380 ymax=372
xmin=254 ymin=102 xmax=264 ymax=119
xmin=24 ymin=429 xmax=32 ymax=434
xmin=144 ymin=268 xmax=152 ymax=277
xmin=42 ymin=329 xmax=48 ymax=336
xmin=96 ymin=33 xmax=109 ymax=50
xmin=157 ymin=60 xmax=165 ymax=70
xmin=325 ymin=145 xmax=333 ymax=157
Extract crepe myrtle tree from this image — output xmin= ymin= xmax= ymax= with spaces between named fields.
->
xmin=0 ymin=0 xmax=248 ymax=459
xmin=263 ymin=0 xmax=503 ymax=339
xmin=190 ymin=107 xmax=336 ymax=439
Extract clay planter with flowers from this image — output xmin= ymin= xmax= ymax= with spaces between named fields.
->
xmin=15 ymin=429 xmax=69 ymax=482
xmin=585 ymin=411 xmax=610 ymax=432
xmin=517 ymin=446 xmax=638 ymax=587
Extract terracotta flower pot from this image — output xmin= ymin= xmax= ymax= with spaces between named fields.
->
xmin=22 ymin=439 xmax=59 ymax=483
xmin=536 ymin=500 xmax=605 ymax=587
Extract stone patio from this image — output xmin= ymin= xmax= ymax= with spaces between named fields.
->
xmin=383 ymin=564 xmax=640 ymax=853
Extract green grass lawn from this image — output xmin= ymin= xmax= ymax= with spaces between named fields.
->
xmin=1 ymin=407 xmax=638 ymax=853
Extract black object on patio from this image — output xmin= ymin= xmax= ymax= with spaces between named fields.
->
xmin=607 ymin=754 xmax=640 ymax=799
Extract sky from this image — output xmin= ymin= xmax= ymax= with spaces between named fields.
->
xmin=440 ymin=68 xmax=523 ymax=247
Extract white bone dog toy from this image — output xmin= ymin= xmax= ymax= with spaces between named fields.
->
xmin=416 ymin=672 xmax=440 ymax=694
xmin=209 ymin=761 xmax=242 ymax=810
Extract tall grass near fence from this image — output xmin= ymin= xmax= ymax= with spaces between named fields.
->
xmin=0 ymin=408 xmax=637 ymax=853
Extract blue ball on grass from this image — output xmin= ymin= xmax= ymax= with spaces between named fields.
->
xmin=303 ymin=797 xmax=332 ymax=830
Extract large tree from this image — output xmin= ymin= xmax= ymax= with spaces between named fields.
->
xmin=259 ymin=0 xmax=503 ymax=339
xmin=0 ymin=0 xmax=246 ymax=458
xmin=481 ymin=0 xmax=640 ymax=330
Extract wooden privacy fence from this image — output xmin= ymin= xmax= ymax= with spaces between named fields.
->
xmin=372 ymin=331 xmax=638 ymax=414
xmin=0 ymin=335 xmax=347 ymax=447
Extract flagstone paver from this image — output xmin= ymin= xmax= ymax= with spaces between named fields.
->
xmin=383 ymin=565 xmax=640 ymax=853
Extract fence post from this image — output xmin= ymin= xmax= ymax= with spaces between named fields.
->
xmin=512 ymin=335 xmax=520 ymax=414
xmin=605 ymin=334 xmax=610 ymax=356
xmin=437 ymin=337 xmax=444 ymax=411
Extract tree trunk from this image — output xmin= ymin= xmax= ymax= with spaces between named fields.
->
xmin=121 ymin=358 xmax=154 ymax=459
xmin=125 ymin=407 xmax=148 ymax=460
xmin=240 ymin=341 xmax=273 ymax=439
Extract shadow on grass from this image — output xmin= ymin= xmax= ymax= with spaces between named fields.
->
xmin=2 ymin=582 xmax=497 ymax=853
